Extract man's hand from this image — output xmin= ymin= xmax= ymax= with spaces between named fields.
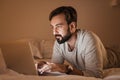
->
xmin=38 ymin=62 xmax=52 ymax=74
xmin=37 ymin=61 xmax=83 ymax=75
xmin=37 ymin=61 xmax=69 ymax=74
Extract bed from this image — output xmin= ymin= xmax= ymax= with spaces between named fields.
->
xmin=0 ymin=68 xmax=120 ymax=80
xmin=0 ymin=39 xmax=120 ymax=80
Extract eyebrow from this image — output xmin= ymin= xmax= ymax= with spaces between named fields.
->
xmin=55 ymin=23 xmax=63 ymax=26
xmin=50 ymin=23 xmax=64 ymax=27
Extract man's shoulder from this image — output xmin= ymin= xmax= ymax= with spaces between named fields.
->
xmin=77 ymin=29 xmax=100 ymax=44
xmin=77 ymin=29 xmax=94 ymax=37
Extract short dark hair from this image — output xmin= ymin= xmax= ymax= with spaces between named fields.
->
xmin=49 ymin=6 xmax=77 ymax=25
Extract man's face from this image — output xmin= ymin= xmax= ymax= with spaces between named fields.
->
xmin=50 ymin=14 xmax=72 ymax=44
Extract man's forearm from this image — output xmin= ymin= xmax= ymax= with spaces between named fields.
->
xmin=51 ymin=63 xmax=83 ymax=75
xmin=37 ymin=61 xmax=83 ymax=75
xmin=69 ymin=66 xmax=84 ymax=75
xmin=50 ymin=63 xmax=69 ymax=73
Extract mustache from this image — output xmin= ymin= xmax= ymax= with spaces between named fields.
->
xmin=55 ymin=34 xmax=62 ymax=37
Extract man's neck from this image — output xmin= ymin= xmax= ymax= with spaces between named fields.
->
xmin=67 ymin=31 xmax=77 ymax=51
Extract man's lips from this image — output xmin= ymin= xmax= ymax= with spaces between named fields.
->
xmin=55 ymin=34 xmax=61 ymax=38
xmin=55 ymin=36 xmax=61 ymax=38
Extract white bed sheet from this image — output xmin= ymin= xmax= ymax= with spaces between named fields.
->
xmin=0 ymin=69 xmax=101 ymax=80
xmin=103 ymin=68 xmax=120 ymax=80
xmin=0 ymin=68 xmax=120 ymax=80
xmin=0 ymin=75 xmax=101 ymax=80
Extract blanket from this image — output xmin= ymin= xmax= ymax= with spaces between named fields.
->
xmin=0 ymin=68 xmax=120 ymax=80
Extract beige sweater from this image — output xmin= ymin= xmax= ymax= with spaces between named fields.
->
xmin=52 ymin=29 xmax=108 ymax=78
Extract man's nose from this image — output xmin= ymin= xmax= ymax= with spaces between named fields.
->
xmin=53 ymin=27 xmax=58 ymax=35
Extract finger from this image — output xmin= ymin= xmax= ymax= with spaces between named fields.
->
xmin=46 ymin=62 xmax=50 ymax=64
xmin=38 ymin=64 xmax=50 ymax=74
xmin=38 ymin=69 xmax=43 ymax=74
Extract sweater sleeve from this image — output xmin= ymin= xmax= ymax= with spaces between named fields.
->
xmin=82 ymin=32 xmax=106 ymax=78
xmin=51 ymin=41 xmax=64 ymax=64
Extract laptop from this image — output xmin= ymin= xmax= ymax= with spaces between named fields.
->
xmin=0 ymin=40 xmax=38 ymax=75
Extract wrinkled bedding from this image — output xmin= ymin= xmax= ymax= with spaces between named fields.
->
xmin=0 ymin=68 xmax=120 ymax=80
xmin=103 ymin=68 xmax=120 ymax=80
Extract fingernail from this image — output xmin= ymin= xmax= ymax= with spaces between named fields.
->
xmin=40 ymin=72 xmax=43 ymax=74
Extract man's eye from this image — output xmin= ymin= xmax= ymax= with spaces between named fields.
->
xmin=57 ymin=25 xmax=62 ymax=28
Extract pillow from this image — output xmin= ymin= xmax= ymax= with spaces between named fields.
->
xmin=28 ymin=39 xmax=43 ymax=59
xmin=0 ymin=48 xmax=7 ymax=74
xmin=40 ymin=40 xmax=54 ymax=59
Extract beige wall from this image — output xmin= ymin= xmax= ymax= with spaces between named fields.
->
xmin=0 ymin=0 xmax=120 ymax=47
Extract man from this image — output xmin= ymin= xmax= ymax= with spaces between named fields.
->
xmin=38 ymin=6 xmax=120 ymax=78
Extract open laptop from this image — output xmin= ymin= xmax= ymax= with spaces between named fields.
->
xmin=0 ymin=40 xmax=38 ymax=75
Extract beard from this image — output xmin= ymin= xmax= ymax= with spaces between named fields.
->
xmin=55 ymin=30 xmax=72 ymax=44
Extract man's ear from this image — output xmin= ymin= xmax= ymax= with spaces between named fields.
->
xmin=69 ymin=22 xmax=76 ymax=33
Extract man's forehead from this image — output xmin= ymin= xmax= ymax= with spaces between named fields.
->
xmin=50 ymin=18 xmax=66 ymax=26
